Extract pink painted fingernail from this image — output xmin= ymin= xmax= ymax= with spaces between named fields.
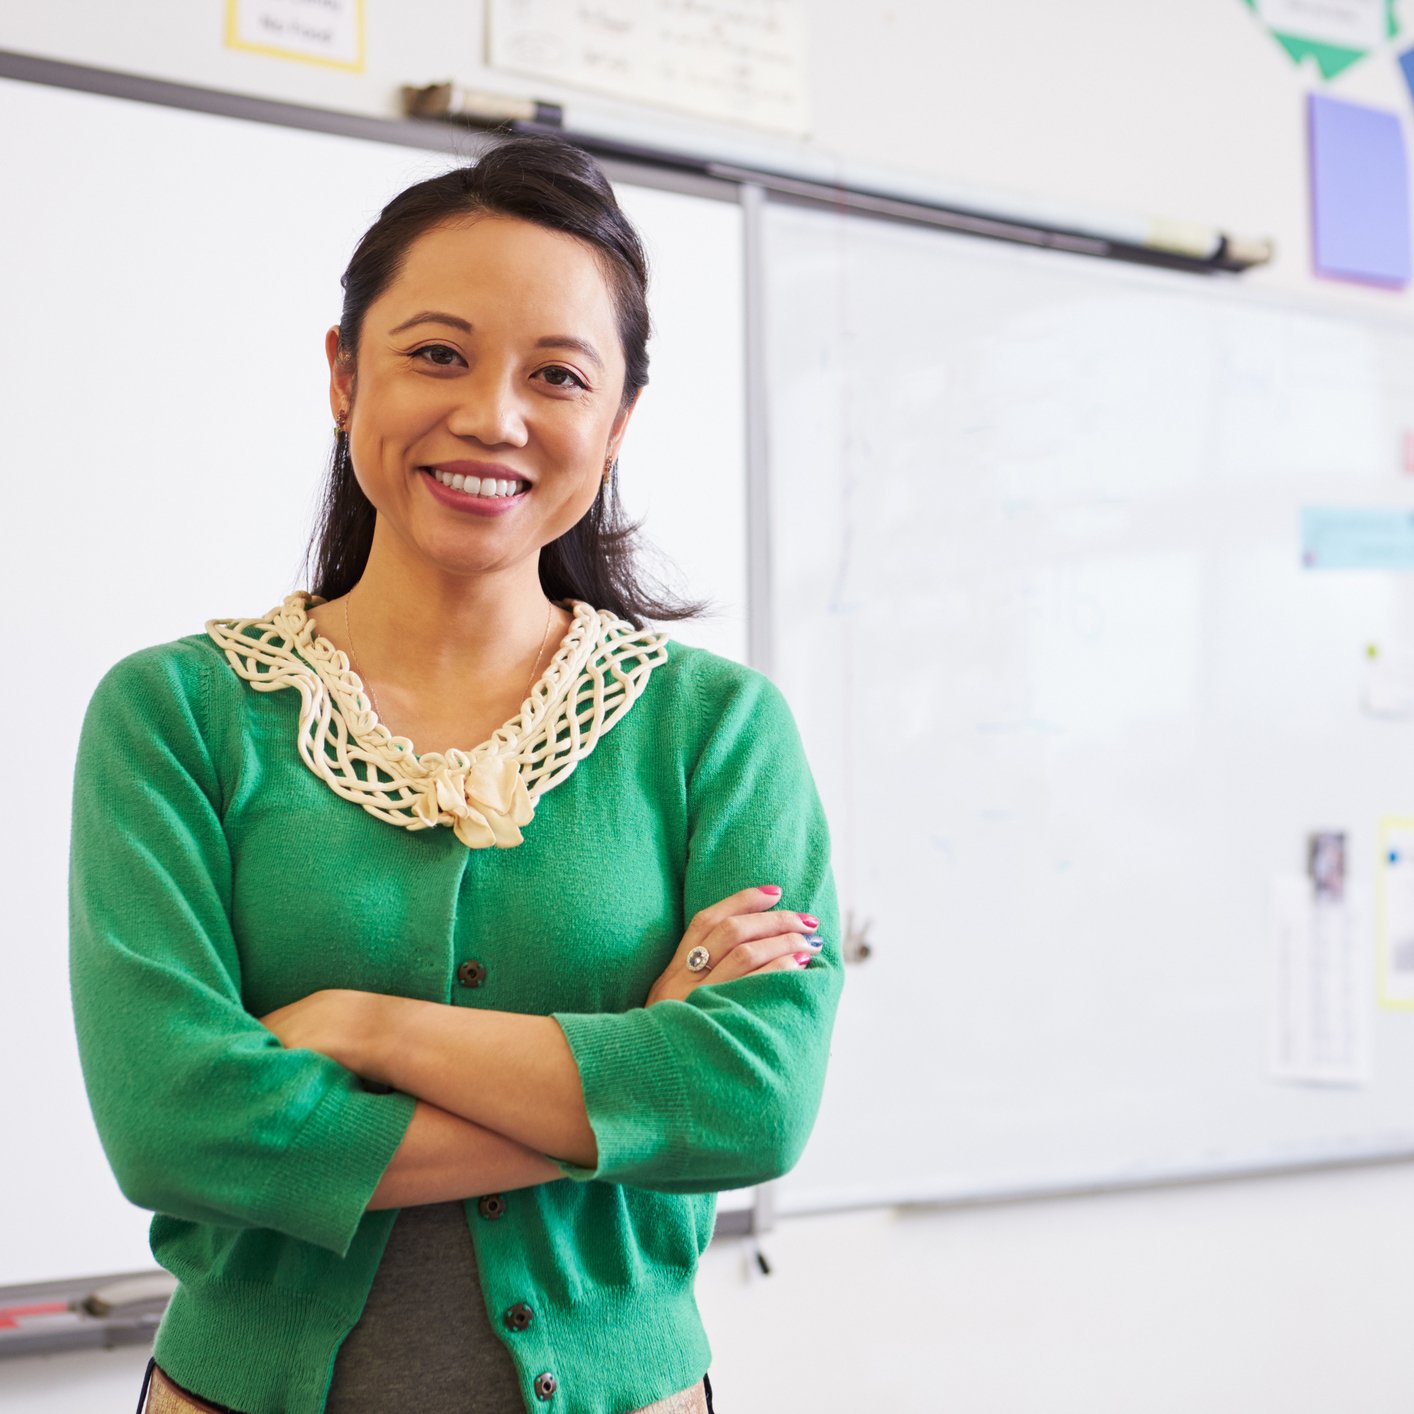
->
xmin=759 ymin=885 xmax=782 ymax=897
xmin=798 ymin=914 xmax=819 ymax=929
xmin=794 ymin=953 xmax=812 ymax=967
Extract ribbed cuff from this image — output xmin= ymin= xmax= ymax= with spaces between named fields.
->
xmin=253 ymin=1078 xmax=415 ymax=1254
xmin=551 ymin=1007 xmax=691 ymax=1185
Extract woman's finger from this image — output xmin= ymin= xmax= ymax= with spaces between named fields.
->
xmin=749 ymin=951 xmax=818 ymax=976
xmin=677 ymin=885 xmax=784 ymax=957
xmin=686 ymin=909 xmax=818 ymax=975
xmin=705 ymin=930 xmax=823 ymax=982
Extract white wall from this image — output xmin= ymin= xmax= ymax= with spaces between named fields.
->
xmin=4 ymin=4 xmax=1414 ymax=1411
xmin=697 ymin=1159 xmax=1414 ymax=1414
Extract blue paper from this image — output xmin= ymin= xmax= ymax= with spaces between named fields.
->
xmin=1400 ymin=44 xmax=1414 ymax=103
xmin=1301 ymin=505 xmax=1414 ymax=570
xmin=1308 ymin=94 xmax=1411 ymax=287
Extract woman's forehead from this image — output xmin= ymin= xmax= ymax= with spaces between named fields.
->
xmin=384 ymin=216 xmax=619 ymax=329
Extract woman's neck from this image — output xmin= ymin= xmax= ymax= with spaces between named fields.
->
xmin=314 ymin=522 xmax=571 ymax=755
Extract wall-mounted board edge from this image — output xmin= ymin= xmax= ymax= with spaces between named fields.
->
xmin=0 ymin=48 xmax=1267 ymax=277
xmin=778 ymin=1136 xmax=1414 ymax=1219
xmin=0 ymin=1269 xmax=173 ymax=1360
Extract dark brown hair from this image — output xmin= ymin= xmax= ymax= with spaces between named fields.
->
xmin=306 ymin=135 xmax=698 ymax=625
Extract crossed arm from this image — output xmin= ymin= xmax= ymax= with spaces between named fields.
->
xmin=259 ymin=886 xmax=823 ymax=1209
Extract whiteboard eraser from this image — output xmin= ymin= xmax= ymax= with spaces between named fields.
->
xmin=401 ymin=83 xmax=563 ymax=128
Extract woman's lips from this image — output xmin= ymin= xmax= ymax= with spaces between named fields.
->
xmin=420 ymin=467 xmax=528 ymax=515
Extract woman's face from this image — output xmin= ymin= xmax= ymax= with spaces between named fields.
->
xmin=328 ymin=214 xmax=635 ymax=579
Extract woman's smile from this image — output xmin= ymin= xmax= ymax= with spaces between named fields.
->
xmin=420 ymin=463 xmax=532 ymax=515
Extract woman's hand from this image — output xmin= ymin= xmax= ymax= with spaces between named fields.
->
xmin=645 ymin=885 xmax=823 ymax=1007
xmin=259 ymin=989 xmax=388 ymax=1076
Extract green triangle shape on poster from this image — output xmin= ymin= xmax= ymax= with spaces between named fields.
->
xmin=1239 ymin=0 xmax=1399 ymax=79
xmin=1272 ymin=31 xmax=1368 ymax=79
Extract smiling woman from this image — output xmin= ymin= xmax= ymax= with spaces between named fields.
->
xmin=67 ymin=137 xmax=841 ymax=1414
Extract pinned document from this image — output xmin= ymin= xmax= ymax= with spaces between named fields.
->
xmin=1308 ymin=95 xmax=1412 ymax=286
xmin=487 ymin=0 xmax=809 ymax=135
xmin=1362 ymin=645 xmax=1414 ymax=718
xmin=1300 ymin=505 xmax=1414 ymax=570
xmin=1379 ymin=818 xmax=1414 ymax=1005
xmin=1247 ymin=0 xmax=1395 ymax=79
xmin=1271 ymin=839 xmax=1370 ymax=1085
xmin=226 ymin=0 xmax=364 ymax=71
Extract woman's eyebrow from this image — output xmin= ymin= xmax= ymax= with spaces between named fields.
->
xmin=535 ymin=335 xmax=604 ymax=369
xmin=388 ymin=310 xmax=473 ymax=334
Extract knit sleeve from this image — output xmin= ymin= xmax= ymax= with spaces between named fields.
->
xmin=69 ymin=643 xmax=415 ymax=1256
xmin=553 ymin=661 xmax=843 ymax=1192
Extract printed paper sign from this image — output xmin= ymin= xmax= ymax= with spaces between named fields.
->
xmin=1245 ymin=0 xmax=1396 ymax=78
xmin=1270 ymin=870 xmax=1370 ymax=1085
xmin=227 ymin=0 xmax=363 ymax=70
xmin=1300 ymin=505 xmax=1414 ymax=570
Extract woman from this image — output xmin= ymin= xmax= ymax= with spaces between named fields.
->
xmin=70 ymin=137 xmax=840 ymax=1414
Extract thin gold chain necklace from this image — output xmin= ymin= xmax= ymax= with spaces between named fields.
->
xmin=343 ymin=592 xmax=554 ymax=734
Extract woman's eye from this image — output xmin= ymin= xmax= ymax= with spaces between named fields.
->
xmin=537 ymin=365 xmax=587 ymax=390
xmin=414 ymin=344 xmax=462 ymax=367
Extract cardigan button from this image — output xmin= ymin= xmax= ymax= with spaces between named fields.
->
xmin=478 ymin=1194 xmax=507 ymax=1221
xmin=504 ymin=1302 xmax=534 ymax=1332
xmin=533 ymin=1372 xmax=557 ymax=1399
xmin=457 ymin=960 xmax=487 ymax=988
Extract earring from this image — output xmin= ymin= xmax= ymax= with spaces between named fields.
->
xmin=335 ymin=408 xmax=348 ymax=435
xmin=602 ymin=455 xmax=618 ymax=486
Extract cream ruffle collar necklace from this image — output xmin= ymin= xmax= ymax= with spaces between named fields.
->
xmin=206 ymin=593 xmax=668 ymax=850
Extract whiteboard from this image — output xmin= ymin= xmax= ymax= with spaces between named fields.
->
xmin=764 ymin=198 xmax=1414 ymax=1214
xmin=0 ymin=76 xmax=745 ymax=1286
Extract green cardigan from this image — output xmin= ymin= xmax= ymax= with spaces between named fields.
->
xmin=69 ymin=618 xmax=840 ymax=1414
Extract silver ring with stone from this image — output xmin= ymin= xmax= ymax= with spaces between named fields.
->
xmin=686 ymin=946 xmax=712 ymax=973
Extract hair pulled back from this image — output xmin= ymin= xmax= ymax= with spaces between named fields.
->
xmin=306 ymin=135 xmax=697 ymax=625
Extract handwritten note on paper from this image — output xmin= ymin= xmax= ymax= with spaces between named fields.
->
xmin=488 ymin=0 xmax=809 ymax=135
xmin=226 ymin=0 xmax=364 ymax=70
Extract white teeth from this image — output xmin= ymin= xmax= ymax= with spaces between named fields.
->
xmin=433 ymin=471 xmax=526 ymax=498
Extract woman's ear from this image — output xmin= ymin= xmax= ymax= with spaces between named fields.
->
xmin=606 ymin=388 xmax=643 ymax=461
xmin=326 ymin=326 xmax=353 ymax=420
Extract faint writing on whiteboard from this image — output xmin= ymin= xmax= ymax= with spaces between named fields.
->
xmin=1255 ymin=0 xmax=1387 ymax=50
xmin=227 ymin=0 xmax=364 ymax=69
xmin=488 ymin=0 xmax=809 ymax=135
xmin=1270 ymin=868 xmax=1370 ymax=1086
xmin=1379 ymin=818 xmax=1414 ymax=1005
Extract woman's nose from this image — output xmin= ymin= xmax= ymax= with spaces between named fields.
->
xmin=446 ymin=369 xmax=528 ymax=448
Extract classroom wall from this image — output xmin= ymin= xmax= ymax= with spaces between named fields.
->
xmin=6 ymin=0 xmax=1414 ymax=311
xmin=5 ymin=3 xmax=1414 ymax=1411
